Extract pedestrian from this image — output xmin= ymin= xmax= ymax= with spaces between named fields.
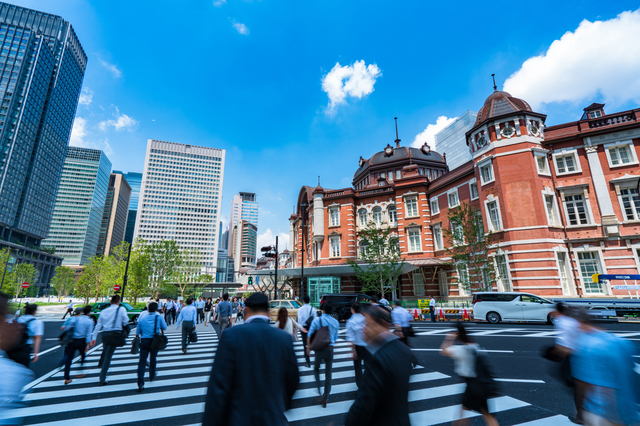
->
xmin=204 ymin=297 xmax=213 ymax=326
xmin=429 ymin=295 xmax=436 ymax=322
xmin=230 ymin=297 xmax=239 ymax=326
xmin=58 ymin=307 xmax=83 ymax=368
xmin=379 ymin=295 xmax=389 ymax=306
xmin=136 ymin=302 xmax=167 ymax=392
xmin=217 ymin=293 xmax=232 ymax=332
xmin=203 ymin=293 xmax=299 ymax=425
xmin=392 ymin=300 xmax=414 ymax=346
xmin=164 ymin=297 xmax=175 ymax=325
xmin=195 ymin=296 xmax=205 ymax=324
xmin=91 ymin=295 xmax=129 ymax=386
xmin=441 ymin=323 xmax=500 ymax=426
xmin=275 ymin=306 xmax=303 ymax=340
xmin=297 ymin=295 xmax=315 ymax=368
xmin=62 ymin=300 xmax=74 ymax=319
xmin=307 ymin=302 xmax=339 ymax=408
xmin=8 ymin=303 xmax=43 ymax=368
xmin=344 ymin=305 xmax=414 ymax=426
xmin=345 ymin=301 xmax=367 ymax=388
xmin=63 ymin=305 xmax=94 ymax=385
xmin=237 ymin=297 xmax=245 ymax=322
xmin=175 ymin=298 xmax=197 ymax=354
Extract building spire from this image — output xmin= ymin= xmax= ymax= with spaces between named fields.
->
xmin=394 ymin=117 xmax=401 ymax=148
xmin=491 ymin=73 xmax=497 ymax=91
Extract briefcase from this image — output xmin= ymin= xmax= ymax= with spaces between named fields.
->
xmin=308 ymin=318 xmax=331 ymax=351
xmin=131 ymin=336 xmax=140 ymax=354
xmin=189 ymin=329 xmax=198 ymax=343
xmin=151 ymin=316 xmax=168 ymax=351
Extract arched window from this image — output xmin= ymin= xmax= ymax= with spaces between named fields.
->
xmin=358 ymin=239 xmax=368 ymax=258
xmin=373 ymin=207 xmax=382 ymax=225
xmin=358 ymin=209 xmax=368 ymax=226
xmin=388 ymin=205 xmax=397 ymax=225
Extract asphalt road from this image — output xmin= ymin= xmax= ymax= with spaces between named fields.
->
xmin=15 ymin=318 xmax=640 ymax=426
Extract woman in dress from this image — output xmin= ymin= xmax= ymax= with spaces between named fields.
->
xmin=274 ymin=307 xmax=303 ymax=341
xmin=230 ymin=297 xmax=239 ymax=326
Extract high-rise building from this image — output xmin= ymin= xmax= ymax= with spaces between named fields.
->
xmin=230 ymin=219 xmax=257 ymax=274
xmin=228 ymin=191 xmax=258 ymax=259
xmin=113 ymin=171 xmax=142 ymax=244
xmin=218 ymin=220 xmax=229 ymax=250
xmin=133 ymin=139 xmax=225 ymax=275
xmin=97 ymin=173 xmax=131 ymax=256
xmin=43 ymin=147 xmax=111 ymax=266
xmin=433 ymin=110 xmax=478 ymax=170
xmin=0 ymin=4 xmax=87 ymax=247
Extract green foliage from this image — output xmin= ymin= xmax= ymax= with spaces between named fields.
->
xmin=0 ymin=248 xmax=12 ymax=292
xmin=50 ymin=266 xmax=75 ymax=299
xmin=347 ymin=221 xmax=405 ymax=299
xmin=126 ymin=238 xmax=152 ymax=305
xmin=77 ymin=255 xmax=109 ymax=303
xmin=38 ymin=246 xmax=56 ymax=254
xmin=242 ymin=292 xmax=254 ymax=298
xmin=146 ymin=239 xmax=181 ymax=299
xmin=175 ymin=248 xmax=203 ymax=299
xmin=200 ymin=274 xmax=214 ymax=283
xmin=6 ymin=263 xmax=39 ymax=298
xmin=442 ymin=202 xmax=498 ymax=294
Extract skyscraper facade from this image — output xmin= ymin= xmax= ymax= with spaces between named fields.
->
xmin=433 ymin=110 xmax=478 ymax=170
xmin=43 ymin=147 xmax=111 ymax=266
xmin=0 ymin=4 xmax=87 ymax=246
xmin=113 ymin=171 xmax=142 ymax=244
xmin=97 ymin=173 xmax=131 ymax=256
xmin=133 ymin=139 xmax=225 ymax=275
xmin=228 ymin=192 xmax=258 ymax=263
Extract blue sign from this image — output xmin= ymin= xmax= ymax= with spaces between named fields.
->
xmin=599 ymin=274 xmax=640 ymax=281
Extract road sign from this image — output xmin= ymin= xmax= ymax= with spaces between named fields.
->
xmin=113 ymin=284 xmax=121 ymax=292
xmin=612 ymin=285 xmax=640 ymax=290
xmin=21 ymin=282 xmax=29 ymax=288
xmin=595 ymin=274 xmax=640 ymax=282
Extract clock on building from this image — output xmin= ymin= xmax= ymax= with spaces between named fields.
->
xmin=476 ymin=136 xmax=487 ymax=149
xmin=384 ymin=145 xmax=394 ymax=156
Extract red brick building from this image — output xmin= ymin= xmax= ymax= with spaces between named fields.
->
xmin=283 ymin=90 xmax=640 ymax=302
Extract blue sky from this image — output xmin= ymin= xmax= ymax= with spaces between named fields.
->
xmin=14 ymin=0 xmax=640 ymax=249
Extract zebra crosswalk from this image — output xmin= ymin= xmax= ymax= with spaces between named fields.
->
xmin=19 ymin=328 xmax=572 ymax=426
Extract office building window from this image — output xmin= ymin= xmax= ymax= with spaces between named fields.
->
xmin=544 ymin=194 xmax=560 ymax=226
xmin=606 ymin=142 xmax=638 ymax=167
xmin=619 ymin=187 xmax=640 ymax=221
xmin=479 ymin=162 xmax=494 ymax=185
xmin=470 ymin=182 xmax=479 ymax=200
xmin=535 ymin=154 xmax=550 ymax=175
xmin=413 ymin=272 xmax=425 ymax=296
xmin=564 ymin=194 xmax=590 ymax=225
xmin=495 ymin=255 xmax=511 ymax=292
xmin=431 ymin=198 xmax=439 ymax=214
xmin=554 ymin=152 xmax=580 ymax=175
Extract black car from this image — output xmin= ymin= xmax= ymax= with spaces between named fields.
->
xmin=319 ymin=293 xmax=390 ymax=321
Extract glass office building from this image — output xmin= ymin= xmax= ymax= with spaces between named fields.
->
xmin=43 ymin=147 xmax=111 ymax=265
xmin=133 ymin=139 xmax=225 ymax=275
xmin=433 ymin=110 xmax=478 ymax=170
xmin=113 ymin=171 xmax=142 ymax=244
xmin=0 ymin=4 xmax=87 ymax=246
xmin=97 ymin=173 xmax=131 ymax=256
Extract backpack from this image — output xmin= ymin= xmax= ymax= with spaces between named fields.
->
xmin=7 ymin=318 xmax=35 ymax=359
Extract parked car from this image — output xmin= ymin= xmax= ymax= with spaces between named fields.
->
xmin=319 ymin=293 xmax=390 ymax=321
xmin=268 ymin=299 xmax=302 ymax=322
xmin=90 ymin=302 xmax=142 ymax=324
xmin=472 ymin=292 xmax=557 ymax=324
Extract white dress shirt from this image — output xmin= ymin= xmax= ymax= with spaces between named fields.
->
xmin=165 ymin=300 xmax=175 ymax=310
xmin=92 ymin=304 xmax=129 ymax=340
xmin=297 ymin=304 xmax=315 ymax=326
xmin=345 ymin=312 xmax=367 ymax=346
xmin=176 ymin=305 xmax=197 ymax=326
xmin=392 ymin=306 xmax=412 ymax=327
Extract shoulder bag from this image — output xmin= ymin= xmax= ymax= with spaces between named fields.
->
xmin=308 ymin=318 xmax=332 ymax=352
xmin=102 ymin=306 xmax=129 ymax=347
xmin=151 ymin=315 xmax=168 ymax=351
xmin=189 ymin=326 xmax=198 ymax=344
xmin=131 ymin=335 xmax=140 ymax=355
xmin=59 ymin=318 xmax=75 ymax=347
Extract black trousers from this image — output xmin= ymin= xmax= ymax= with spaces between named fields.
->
xmin=353 ymin=345 xmax=369 ymax=388
xmin=165 ymin=309 xmax=175 ymax=325
xmin=62 ymin=308 xmax=73 ymax=319
xmin=301 ymin=332 xmax=310 ymax=365
xmin=64 ymin=338 xmax=86 ymax=380
xmin=137 ymin=338 xmax=157 ymax=387
xmin=314 ymin=347 xmax=334 ymax=401
xmin=197 ymin=309 xmax=204 ymax=323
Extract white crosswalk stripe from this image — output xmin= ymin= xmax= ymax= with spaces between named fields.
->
xmin=18 ymin=328 xmax=567 ymax=426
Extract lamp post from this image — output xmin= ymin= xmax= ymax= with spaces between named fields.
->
xmin=120 ymin=242 xmax=133 ymax=302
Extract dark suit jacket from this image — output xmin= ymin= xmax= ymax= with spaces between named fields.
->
xmin=203 ymin=317 xmax=300 ymax=426
xmin=344 ymin=335 xmax=413 ymax=426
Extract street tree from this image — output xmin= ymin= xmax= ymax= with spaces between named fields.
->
xmin=50 ymin=266 xmax=75 ymax=300
xmin=105 ymin=241 xmax=130 ymax=292
xmin=126 ymin=238 xmax=152 ymax=305
xmin=442 ymin=202 xmax=498 ymax=293
xmin=77 ymin=256 xmax=109 ymax=302
xmin=146 ymin=239 xmax=181 ymax=299
xmin=175 ymin=248 xmax=203 ymax=299
xmin=0 ymin=248 xmax=12 ymax=292
xmin=347 ymin=221 xmax=405 ymax=299
xmin=7 ymin=263 xmax=39 ymax=298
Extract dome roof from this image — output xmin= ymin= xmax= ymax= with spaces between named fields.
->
xmin=354 ymin=146 xmax=446 ymax=178
xmin=475 ymin=90 xmax=532 ymax=126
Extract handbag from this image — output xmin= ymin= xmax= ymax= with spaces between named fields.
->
xmin=102 ymin=306 xmax=129 ymax=347
xmin=151 ymin=315 xmax=168 ymax=351
xmin=189 ymin=328 xmax=198 ymax=343
xmin=131 ymin=335 xmax=140 ymax=354
xmin=308 ymin=318 xmax=332 ymax=352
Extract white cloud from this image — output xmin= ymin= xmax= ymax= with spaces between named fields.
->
xmin=100 ymin=60 xmax=122 ymax=78
xmin=321 ymin=60 xmax=381 ymax=115
xmin=78 ymin=87 xmax=93 ymax=106
xmin=232 ymin=22 xmax=249 ymax=35
xmin=99 ymin=108 xmax=138 ymax=131
xmin=257 ymin=228 xmax=289 ymax=250
xmin=412 ymin=116 xmax=456 ymax=151
xmin=504 ymin=9 xmax=640 ymax=110
xmin=70 ymin=117 xmax=88 ymax=147
xmin=213 ymin=0 xmax=226 ymax=6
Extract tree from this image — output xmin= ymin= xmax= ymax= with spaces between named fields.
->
xmin=347 ymin=222 xmax=405 ymax=299
xmin=126 ymin=238 xmax=152 ymax=305
xmin=50 ymin=266 xmax=75 ymax=300
xmin=146 ymin=240 xmax=181 ymax=299
xmin=200 ymin=274 xmax=214 ymax=283
xmin=77 ymin=256 xmax=109 ymax=303
xmin=105 ymin=241 xmax=130 ymax=293
xmin=7 ymin=263 xmax=39 ymax=298
xmin=0 ymin=248 xmax=12 ymax=292
xmin=175 ymin=248 xmax=203 ymax=299
xmin=442 ymin=202 xmax=498 ymax=294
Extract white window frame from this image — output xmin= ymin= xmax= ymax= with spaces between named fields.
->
xmin=559 ymin=186 xmax=593 ymax=226
xmin=616 ymin=184 xmax=640 ymax=221
xmin=388 ymin=205 xmax=397 ymax=226
xmin=447 ymin=188 xmax=459 ymax=208
xmin=542 ymin=189 xmax=561 ymax=227
xmin=589 ymin=110 xmax=602 ymax=119
xmin=477 ymin=158 xmax=495 ymax=186
xmin=574 ymin=249 xmax=608 ymax=295
xmin=534 ymin=152 xmax=551 ymax=176
xmin=495 ymin=254 xmax=511 ymax=292
xmin=451 ymin=222 xmax=464 ymax=245
xmin=430 ymin=198 xmax=439 ymax=214
xmin=432 ymin=223 xmax=443 ymax=251
xmin=358 ymin=239 xmax=368 ymax=259
xmin=329 ymin=207 xmax=340 ymax=227
xmin=438 ymin=270 xmax=449 ymax=296
xmin=358 ymin=208 xmax=368 ymax=227
xmin=329 ymin=236 xmax=341 ymax=258
xmin=604 ymin=141 xmax=639 ymax=168
xmin=412 ymin=271 xmax=425 ymax=296
xmin=633 ymin=245 xmax=640 ymax=274
xmin=372 ymin=206 xmax=383 ymax=225
xmin=484 ymin=195 xmax=503 ymax=232
xmin=555 ymin=250 xmax=574 ymax=296
xmin=469 ymin=180 xmax=479 ymax=200
xmin=407 ymin=227 xmax=422 ymax=252
xmin=552 ymin=149 xmax=582 ymax=176
xmin=405 ymin=197 xmax=419 ymax=218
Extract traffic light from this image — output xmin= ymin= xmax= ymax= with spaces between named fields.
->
xmin=248 ymin=277 xmax=253 ymax=285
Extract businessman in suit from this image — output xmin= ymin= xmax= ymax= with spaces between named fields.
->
xmin=203 ymin=292 xmax=299 ymax=426
xmin=344 ymin=305 xmax=414 ymax=426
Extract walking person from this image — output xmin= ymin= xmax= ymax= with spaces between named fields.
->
xmin=8 ymin=303 xmax=43 ymax=368
xmin=430 ymin=295 xmax=437 ymax=322
xmin=175 ymin=298 xmax=197 ymax=354
xmin=164 ymin=297 xmax=175 ymax=325
xmin=63 ymin=305 xmax=94 ymax=385
xmin=203 ymin=293 xmax=299 ymax=425
xmin=392 ymin=300 xmax=414 ymax=346
xmin=345 ymin=301 xmax=367 ymax=388
xmin=91 ymin=295 xmax=129 ymax=386
xmin=307 ymin=302 xmax=339 ymax=408
xmin=195 ymin=296 xmax=205 ymax=324
xmin=275 ymin=307 xmax=303 ymax=340
xmin=441 ymin=323 xmax=500 ymax=426
xmin=204 ymin=297 xmax=213 ymax=326
xmin=230 ymin=297 xmax=240 ymax=326
xmin=62 ymin=300 xmax=74 ymax=319
xmin=136 ymin=302 xmax=167 ymax=392
xmin=344 ymin=305 xmax=414 ymax=426
xmin=297 ymin=295 xmax=315 ymax=368
xmin=217 ymin=293 xmax=232 ymax=332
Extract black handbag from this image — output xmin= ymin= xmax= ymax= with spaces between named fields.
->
xmin=308 ymin=318 xmax=331 ymax=351
xmin=102 ymin=306 xmax=129 ymax=347
xmin=189 ymin=328 xmax=198 ymax=343
xmin=131 ymin=335 xmax=140 ymax=354
xmin=151 ymin=315 xmax=168 ymax=351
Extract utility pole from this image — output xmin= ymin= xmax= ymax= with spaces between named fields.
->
xmin=274 ymin=236 xmax=279 ymax=299
xmin=120 ymin=242 xmax=133 ymax=302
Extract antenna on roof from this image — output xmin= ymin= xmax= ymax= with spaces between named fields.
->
xmin=394 ymin=117 xmax=401 ymax=148
xmin=318 ymin=176 xmax=320 ymax=186
xmin=491 ymin=74 xmax=497 ymax=91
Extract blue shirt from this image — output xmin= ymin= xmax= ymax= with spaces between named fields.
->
xmin=68 ymin=315 xmax=95 ymax=343
xmin=308 ymin=314 xmax=339 ymax=346
xmin=136 ymin=312 xmax=168 ymax=339
xmin=217 ymin=300 xmax=231 ymax=317
xmin=392 ymin=306 xmax=412 ymax=327
xmin=176 ymin=305 xmax=198 ymax=325
xmin=195 ymin=300 xmax=205 ymax=309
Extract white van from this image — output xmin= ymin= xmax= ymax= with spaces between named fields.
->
xmin=472 ymin=292 xmax=557 ymax=324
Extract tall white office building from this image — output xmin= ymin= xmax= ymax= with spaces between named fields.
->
xmin=133 ymin=139 xmax=225 ymax=274
xmin=434 ymin=110 xmax=478 ymax=170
